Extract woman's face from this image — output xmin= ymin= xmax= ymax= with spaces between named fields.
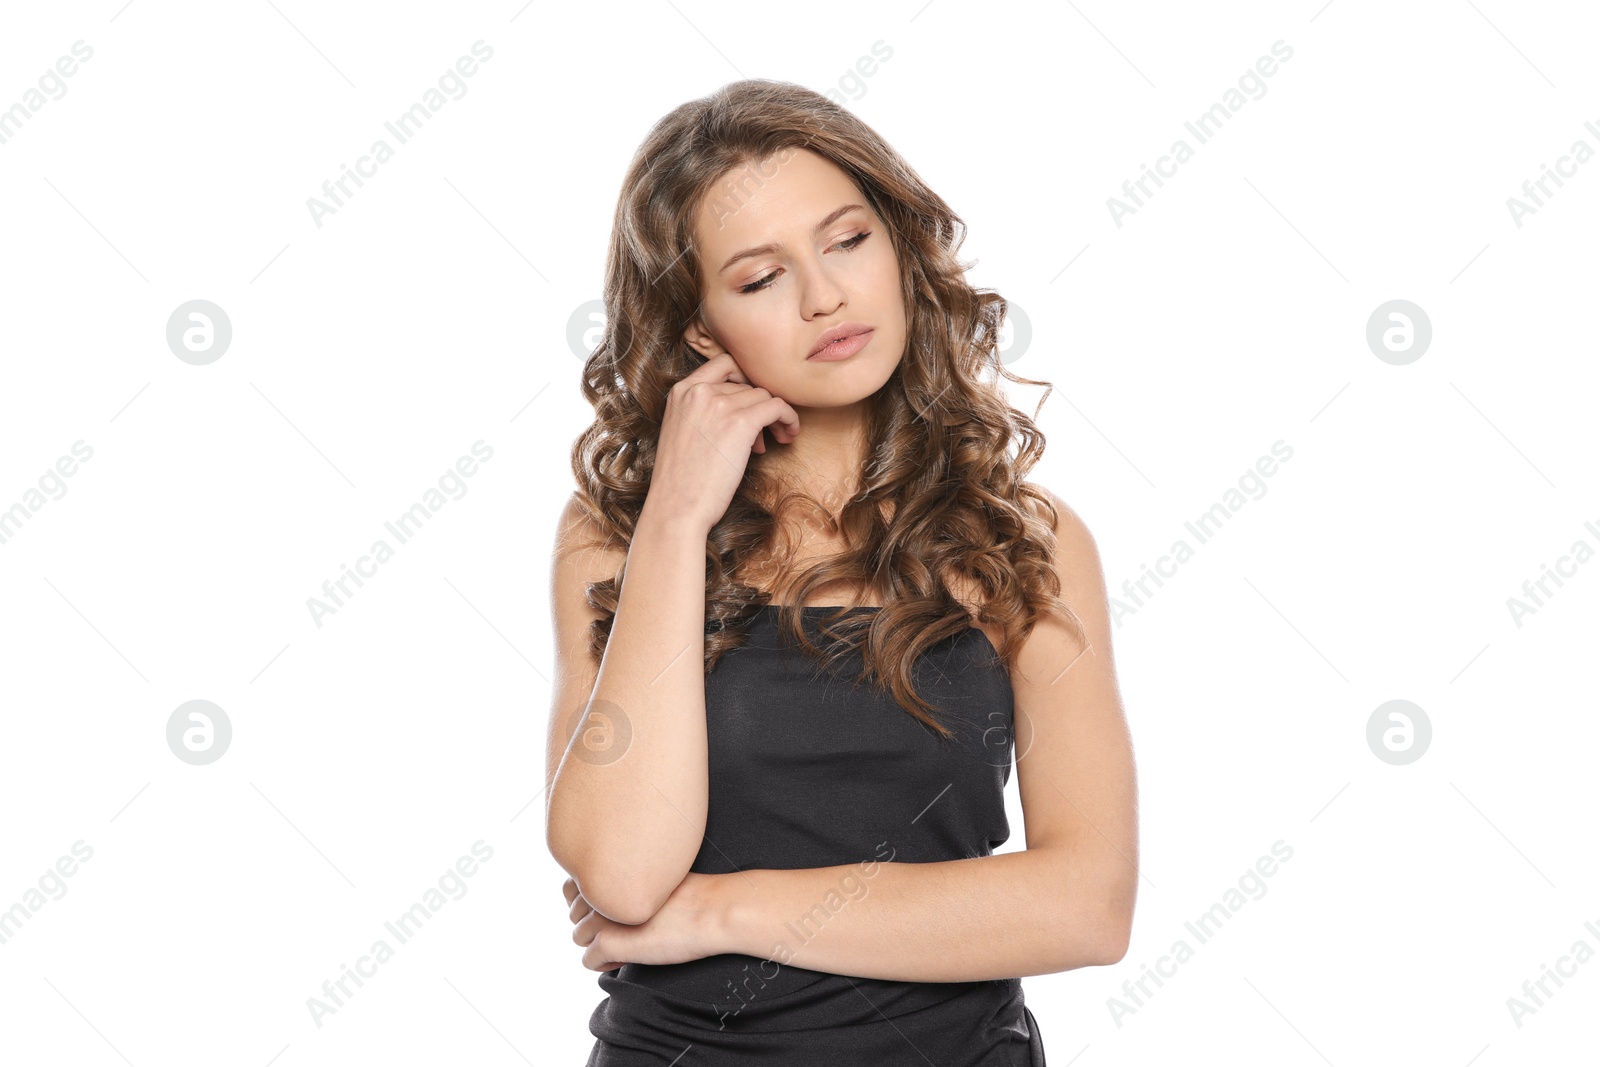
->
xmin=682 ymin=148 xmax=906 ymax=408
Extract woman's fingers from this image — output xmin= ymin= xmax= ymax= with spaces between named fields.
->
xmin=564 ymin=879 xmax=597 ymax=925
xmin=563 ymin=876 xmax=624 ymax=970
xmin=585 ymin=948 xmax=624 ymax=973
xmin=572 ymin=909 xmax=598 ymax=947
xmin=685 ymin=351 xmax=749 ymax=387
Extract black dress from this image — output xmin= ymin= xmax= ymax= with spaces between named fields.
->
xmin=586 ymin=605 xmax=1047 ymax=1066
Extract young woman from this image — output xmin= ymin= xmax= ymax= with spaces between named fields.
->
xmin=546 ymin=78 xmax=1138 ymax=1066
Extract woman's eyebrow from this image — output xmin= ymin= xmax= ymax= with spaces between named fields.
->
xmin=717 ymin=203 xmax=868 ymax=275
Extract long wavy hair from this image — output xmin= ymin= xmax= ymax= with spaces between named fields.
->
xmin=569 ymin=78 xmax=1085 ymax=738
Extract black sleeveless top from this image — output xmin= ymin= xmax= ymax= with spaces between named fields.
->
xmin=586 ymin=605 xmax=1047 ymax=1066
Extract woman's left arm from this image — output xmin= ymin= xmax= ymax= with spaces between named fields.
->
xmin=571 ymin=490 xmax=1139 ymax=982
xmin=708 ymin=491 xmax=1139 ymax=982
xmin=710 ymin=847 xmax=1119 ymax=982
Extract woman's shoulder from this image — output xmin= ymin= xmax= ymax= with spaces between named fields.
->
xmin=1020 ymin=481 xmax=1098 ymax=555
xmin=550 ymin=491 xmax=628 ymax=601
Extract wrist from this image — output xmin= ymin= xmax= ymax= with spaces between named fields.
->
xmin=638 ymin=506 xmax=710 ymax=546
xmin=695 ymin=871 xmax=748 ymax=957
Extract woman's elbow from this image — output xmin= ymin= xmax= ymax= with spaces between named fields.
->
xmin=1095 ymin=891 xmax=1136 ymax=965
xmin=548 ymin=835 xmax=681 ymax=925
xmin=1097 ymin=922 xmax=1131 ymax=965
xmin=577 ymin=878 xmax=664 ymax=927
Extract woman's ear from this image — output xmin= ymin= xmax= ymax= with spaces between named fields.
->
xmin=682 ymin=318 xmax=721 ymax=361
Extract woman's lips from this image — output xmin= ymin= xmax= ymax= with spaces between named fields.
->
xmin=807 ymin=329 xmax=873 ymax=361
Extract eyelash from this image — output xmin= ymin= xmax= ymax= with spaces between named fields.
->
xmin=739 ymin=231 xmax=872 ymax=294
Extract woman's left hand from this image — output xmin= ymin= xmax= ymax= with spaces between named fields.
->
xmin=564 ymin=873 xmax=726 ymax=972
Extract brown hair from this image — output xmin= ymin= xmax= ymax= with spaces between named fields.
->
xmin=569 ymin=78 xmax=1084 ymax=738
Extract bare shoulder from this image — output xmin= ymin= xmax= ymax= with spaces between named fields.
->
xmin=1025 ymin=483 xmax=1100 ymax=564
xmin=551 ymin=492 xmax=624 ymax=596
xmin=1018 ymin=482 xmax=1109 ymax=658
xmin=952 ymin=485 xmax=1101 ymax=650
xmin=547 ymin=492 xmax=627 ymax=691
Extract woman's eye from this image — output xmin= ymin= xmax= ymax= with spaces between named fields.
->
xmin=737 ymin=231 xmax=872 ymax=295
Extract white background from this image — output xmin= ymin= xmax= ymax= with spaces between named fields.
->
xmin=2 ymin=1 xmax=1597 ymax=1064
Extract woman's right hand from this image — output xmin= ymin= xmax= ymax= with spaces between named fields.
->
xmin=645 ymin=353 xmax=800 ymax=535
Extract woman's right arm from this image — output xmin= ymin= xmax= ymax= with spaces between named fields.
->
xmin=545 ymin=354 xmax=800 ymax=926
xmin=544 ymin=494 xmax=714 ymax=926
